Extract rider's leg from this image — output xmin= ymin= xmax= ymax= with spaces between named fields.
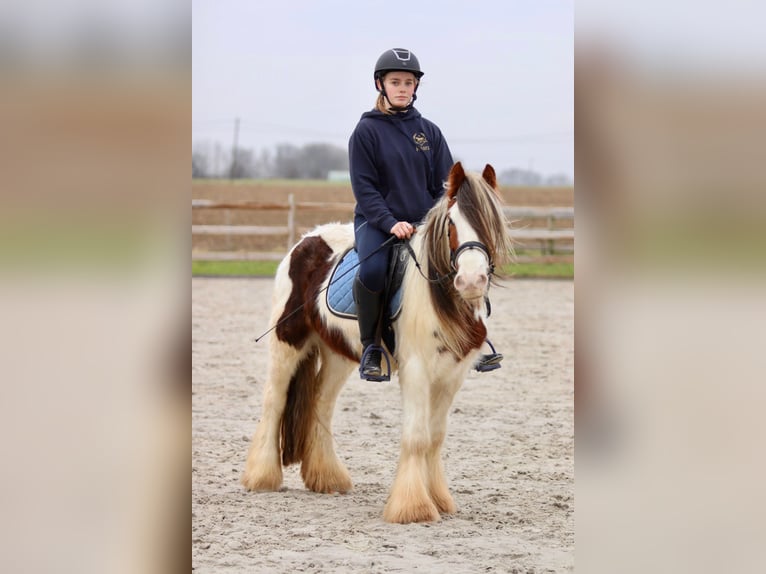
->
xmin=354 ymin=217 xmax=392 ymax=381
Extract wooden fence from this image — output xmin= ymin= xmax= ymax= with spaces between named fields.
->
xmin=192 ymin=195 xmax=573 ymax=262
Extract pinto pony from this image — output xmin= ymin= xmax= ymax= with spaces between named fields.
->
xmin=242 ymin=162 xmax=514 ymax=523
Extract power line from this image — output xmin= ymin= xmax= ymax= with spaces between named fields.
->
xmin=192 ymin=118 xmax=349 ymax=140
xmin=450 ymin=131 xmax=573 ymax=144
xmin=193 ymin=118 xmax=572 ymax=144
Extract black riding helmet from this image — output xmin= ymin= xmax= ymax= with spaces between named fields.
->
xmin=373 ymin=48 xmax=423 ymax=110
xmin=374 ymin=48 xmax=424 ymax=83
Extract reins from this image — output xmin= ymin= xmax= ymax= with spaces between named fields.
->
xmin=402 ymin=240 xmax=454 ymax=285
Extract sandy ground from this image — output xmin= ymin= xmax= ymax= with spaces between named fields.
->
xmin=192 ymin=277 xmax=573 ymax=573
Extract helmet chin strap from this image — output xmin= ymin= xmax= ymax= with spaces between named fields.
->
xmin=383 ymin=92 xmax=416 ymax=112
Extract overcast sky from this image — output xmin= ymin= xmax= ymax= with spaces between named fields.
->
xmin=192 ymin=0 xmax=574 ymax=178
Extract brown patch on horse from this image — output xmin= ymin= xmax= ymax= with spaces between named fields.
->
xmin=315 ymin=324 xmax=358 ymax=362
xmin=276 ymin=236 xmax=334 ymax=347
xmin=460 ymin=316 xmax=488 ymax=356
xmin=281 ymin=348 xmax=320 ymax=466
xmin=276 ymin=235 xmax=358 ymax=361
xmin=277 ymin=235 xmax=358 ymax=466
xmin=448 ymin=219 xmax=458 ymax=252
xmin=428 ymin=276 xmax=488 ymax=358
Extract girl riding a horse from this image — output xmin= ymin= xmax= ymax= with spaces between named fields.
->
xmin=349 ymin=48 xmax=502 ymax=381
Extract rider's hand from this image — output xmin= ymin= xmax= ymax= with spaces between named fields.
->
xmin=389 ymin=221 xmax=416 ymax=239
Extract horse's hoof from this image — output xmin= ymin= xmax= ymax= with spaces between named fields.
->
xmin=241 ymin=467 xmax=283 ymax=492
xmin=383 ymin=500 xmax=440 ymax=524
xmin=432 ymin=494 xmax=457 ymax=515
xmin=302 ymin=470 xmax=353 ymax=494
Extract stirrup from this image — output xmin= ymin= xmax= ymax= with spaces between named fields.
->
xmin=474 ymin=339 xmax=503 ymax=373
xmin=359 ymin=345 xmax=391 ymax=382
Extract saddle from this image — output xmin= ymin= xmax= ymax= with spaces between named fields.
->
xmin=326 ymin=243 xmax=409 ymax=355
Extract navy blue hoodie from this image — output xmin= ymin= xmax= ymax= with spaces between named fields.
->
xmin=348 ymin=107 xmax=454 ymax=233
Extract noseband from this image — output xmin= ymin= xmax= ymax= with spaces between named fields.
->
xmin=448 ymin=217 xmax=494 ymax=274
xmin=450 ymin=240 xmax=494 ymax=274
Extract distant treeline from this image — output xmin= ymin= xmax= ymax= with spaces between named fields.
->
xmin=192 ymin=140 xmax=572 ymax=186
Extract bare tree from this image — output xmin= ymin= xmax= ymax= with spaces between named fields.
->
xmin=299 ymin=143 xmax=349 ymax=179
xmin=544 ymin=173 xmax=574 ymax=186
xmin=192 ymin=151 xmax=208 ymax=178
xmin=192 ymin=140 xmax=450 ymax=181
xmin=499 ymin=168 xmax=543 ymax=186
xmin=230 ymin=148 xmax=256 ymax=179
xmin=193 ymin=141 xmax=214 ymax=178
xmin=273 ymin=144 xmax=301 ymax=179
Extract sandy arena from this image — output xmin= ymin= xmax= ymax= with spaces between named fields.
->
xmin=192 ymin=276 xmax=573 ymax=573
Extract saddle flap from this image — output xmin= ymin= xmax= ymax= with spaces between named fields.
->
xmin=325 ymin=247 xmax=406 ymax=321
xmin=326 ymin=249 xmax=358 ymax=317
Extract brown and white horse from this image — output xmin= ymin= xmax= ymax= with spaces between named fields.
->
xmin=242 ymin=162 xmax=514 ymax=523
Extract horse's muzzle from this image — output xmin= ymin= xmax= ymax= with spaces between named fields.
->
xmin=453 ymin=270 xmax=488 ymax=300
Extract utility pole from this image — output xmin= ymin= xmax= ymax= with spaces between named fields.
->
xmin=229 ymin=117 xmax=240 ymax=180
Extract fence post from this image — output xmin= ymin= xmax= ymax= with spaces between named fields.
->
xmin=546 ymin=214 xmax=554 ymax=255
xmin=224 ymin=207 xmax=232 ymax=251
xmin=287 ymin=193 xmax=295 ymax=251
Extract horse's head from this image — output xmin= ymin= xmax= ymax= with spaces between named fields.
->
xmin=443 ymin=162 xmax=513 ymax=304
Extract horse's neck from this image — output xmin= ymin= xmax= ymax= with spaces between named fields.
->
xmin=401 ymin=232 xmax=428 ymax=292
xmin=397 ymin=233 xmax=440 ymax=339
xmin=402 ymin=231 xmax=444 ymax=306
xmin=407 ymin=232 xmax=429 ymax=279
xmin=400 ymin=230 xmax=484 ymax=360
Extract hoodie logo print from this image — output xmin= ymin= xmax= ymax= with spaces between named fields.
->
xmin=413 ymin=132 xmax=430 ymax=152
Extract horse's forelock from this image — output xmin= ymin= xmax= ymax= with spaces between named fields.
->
xmin=454 ymin=173 xmax=511 ymax=265
xmin=422 ymin=198 xmax=453 ymax=277
xmin=422 ymin=169 xmax=513 ymax=278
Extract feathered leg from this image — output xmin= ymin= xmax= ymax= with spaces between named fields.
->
xmin=384 ymin=358 xmax=440 ymax=523
xmin=242 ymin=338 xmax=307 ymax=491
xmin=300 ymin=346 xmax=355 ymax=493
xmin=426 ymin=376 xmax=463 ymax=514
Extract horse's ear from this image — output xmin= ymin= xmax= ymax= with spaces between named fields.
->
xmin=448 ymin=162 xmax=466 ymax=200
xmin=482 ymin=164 xmax=497 ymax=189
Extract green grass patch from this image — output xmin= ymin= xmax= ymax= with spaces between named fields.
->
xmin=0 ymin=219 xmax=158 ymax=273
xmin=192 ymin=260 xmax=279 ymax=276
xmin=192 ymin=259 xmax=572 ymax=279
xmin=505 ymin=261 xmax=573 ymax=278
xmin=193 ymin=178 xmax=348 ymax=187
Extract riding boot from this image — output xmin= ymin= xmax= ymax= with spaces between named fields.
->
xmin=353 ymin=277 xmax=386 ymax=380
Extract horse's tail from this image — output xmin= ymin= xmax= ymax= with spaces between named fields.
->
xmin=280 ymin=347 xmax=320 ymax=466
